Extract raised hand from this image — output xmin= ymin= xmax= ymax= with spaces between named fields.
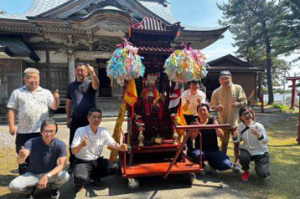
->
xmin=233 ymin=130 xmax=238 ymax=139
xmin=119 ymin=144 xmax=128 ymax=152
xmin=19 ymin=146 xmax=27 ymax=159
xmin=215 ymin=101 xmax=224 ymax=112
xmin=87 ymin=64 xmax=95 ymax=76
xmin=213 ymin=116 xmax=219 ymax=125
xmin=81 ymin=136 xmax=88 ymax=147
xmin=54 ymin=89 xmax=60 ymax=103
xmin=250 ymin=126 xmax=261 ymax=138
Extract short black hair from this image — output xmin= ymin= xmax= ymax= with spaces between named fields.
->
xmin=40 ymin=119 xmax=58 ymax=133
xmin=75 ymin=62 xmax=86 ymax=69
xmin=197 ymin=103 xmax=210 ymax=113
xmin=188 ymin=80 xmax=200 ymax=86
xmin=88 ymin=108 xmax=102 ymax=117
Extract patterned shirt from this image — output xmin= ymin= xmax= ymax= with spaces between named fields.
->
xmin=7 ymin=86 xmax=54 ymax=133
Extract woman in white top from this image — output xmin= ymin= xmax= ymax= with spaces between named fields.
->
xmin=233 ymin=107 xmax=270 ymax=181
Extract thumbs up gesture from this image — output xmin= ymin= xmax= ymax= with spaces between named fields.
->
xmin=54 ymin=89 xmax=60 ymax=103
xmin=81 ymin=136 xmax=88 ymax=147
xmin=87 ymin=64 xmax=95 ymax=76
xmin=215 ymin=101 xmax=224 ymax=112
xmin=19 ymin=146 xmax=27 ymax=159
xmin=213 ymin=116 xmax=219 ymax=125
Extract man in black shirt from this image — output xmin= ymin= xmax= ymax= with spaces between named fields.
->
xmin=66 ymin=62 xmax=100 ymax=173
xmin=187 ymin=103 xmax=232 ymax=172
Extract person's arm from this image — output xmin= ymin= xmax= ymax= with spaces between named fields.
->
xmin=211 ymin=91 xmax=223 ymax=112
xmin=232 ymin=126 xmax=241 ymax=143
xmin=87 ymin=64 xmax=100 ymax=90
xmin=181 ymin=94 xmax=190 ymax=111
xmin=238 ymin=86 xmax=247 ymax=107
xmin=8 ymin=108 xmax=17 ymax=136
xmin=104 ymin=130 xmax=127 ymax=151
xmin=50 ymin=90 xmax=60 ymax=110
xmin=66 ymin=99 xmax=72 ymax=128
xmin=212 ymin=117 xmax=224 ymax=138
xmin=37 ymin=156 xmax=66 ymax=189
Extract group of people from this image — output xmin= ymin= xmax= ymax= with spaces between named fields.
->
xmin=6 ymin=63 xmax=270 ymax=198
xmin=7 ymin=63 xmax=127 ymax=198
xmin=182 ymin=70 xmax=270 ymax=181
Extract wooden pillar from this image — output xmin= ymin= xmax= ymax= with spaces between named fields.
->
xmin=297 ymin=93 xmax=300 ymax=144
xmin=68 ymin=53 xmax=75 ymax=83
xmin=290 ymin=79 xmax=296 ymax=109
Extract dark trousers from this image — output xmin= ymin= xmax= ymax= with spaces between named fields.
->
xmin=190 ymin=149 xmax=232 ymax=171
xmin=239 ymin=149 xmax=270 ymax=178
xmin=16 ymin=133 xmax=41 ymax=175
xmin=73 ymin=157 xmax=116 ymax=187
xmin=69 ymin=117 xmax=89 ymax=169
xmin=183 ymin=115 xmax=198 ymax=125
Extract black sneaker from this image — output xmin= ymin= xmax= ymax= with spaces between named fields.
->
xmin=50 ymin=189 xmax=60 ymax=199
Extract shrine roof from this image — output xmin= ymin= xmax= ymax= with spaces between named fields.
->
xmin=0 ymin=0 xmax=69 ymax=20
xmin=0 ymin=35 xmax=39 ymax=61
xmin=138 ymin=46 xmax=174 ymax=54
xmin=0 ymin=0 xmax=226 ymax=32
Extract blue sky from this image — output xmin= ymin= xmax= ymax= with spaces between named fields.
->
xmin=0 ymin=0 xmax=298 ymax=74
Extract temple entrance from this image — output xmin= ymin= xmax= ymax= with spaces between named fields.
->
xmin=98 ymin=67 xmax=112 ymax=97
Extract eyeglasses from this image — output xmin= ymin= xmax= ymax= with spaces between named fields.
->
xmin=242 ymin=111 xmax=251 ymax=116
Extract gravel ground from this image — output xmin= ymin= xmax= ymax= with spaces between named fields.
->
xmin=0 ymin=111 xmax=289 ymax=199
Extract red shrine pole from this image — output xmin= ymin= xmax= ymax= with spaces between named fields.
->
xmin=285 ymin=77 xmax=300 ymax=109
xmin=297 ymin=93 xmax=300 ymax=144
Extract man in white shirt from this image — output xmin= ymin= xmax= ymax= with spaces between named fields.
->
xmin=181 ymin=81 xmax=206 ymax=124
xmin=71 ymin=108 xmax=127 ymax=191
xmin=7 ymin=67 xmax=60 ymax=174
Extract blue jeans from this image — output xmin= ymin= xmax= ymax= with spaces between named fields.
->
xmin=190 ymin=149 xmax=232 ymax=171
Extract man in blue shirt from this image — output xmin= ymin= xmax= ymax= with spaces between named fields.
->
xmin=9 ymin=119 xmax=69 ymax=199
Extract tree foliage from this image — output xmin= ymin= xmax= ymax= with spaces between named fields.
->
xmin=218 ymin=0 xmax=296 ymax=104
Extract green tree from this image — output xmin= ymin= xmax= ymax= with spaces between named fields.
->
xmin=218 ymin=0 xmax=290 ymax=104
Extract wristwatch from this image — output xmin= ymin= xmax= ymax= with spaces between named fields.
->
xmin=46 ymin=173 xmax=52 ymax=179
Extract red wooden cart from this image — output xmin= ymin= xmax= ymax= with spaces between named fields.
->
xmin=114 ymin=17 xmax=231 ymax=189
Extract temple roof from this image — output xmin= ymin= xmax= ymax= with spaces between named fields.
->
xmin=0 ymin=0 xmax=69 ymax=20
xmin=0 ymin=35 xmax=40 ymax=61
xmin=0 ymin=0 xmax=225 ymax=32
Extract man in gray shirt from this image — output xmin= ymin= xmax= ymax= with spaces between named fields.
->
xmin=7 ymin=67 xmax=60 ymax=174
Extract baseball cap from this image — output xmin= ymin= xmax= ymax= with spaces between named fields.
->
xmin=219 ymin=70 xmax=232 ymax=77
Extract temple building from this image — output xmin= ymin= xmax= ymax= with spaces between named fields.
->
xmin=0 ymin=0 xmax=261 ymax=113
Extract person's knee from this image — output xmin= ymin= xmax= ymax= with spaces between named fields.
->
xmin=222 ymin=158 xmax=232 ymax=170
xmin=55 ymin=171 xmax=70 ymax=185
xmin=9 ymin=179 xmax=26 ymax=193
xmin=73 ymin=172 xmax=89 ymax=186
xmin=255 ymin=167 xmax=270 ymax=178
xmin=190 ymin=149 xmax=201 ymax=162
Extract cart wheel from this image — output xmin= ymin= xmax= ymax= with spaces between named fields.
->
xmin=128 ymin=178 xmax=139 ymax=190
xmin=190 ymin=173 xmax=196 ymax=184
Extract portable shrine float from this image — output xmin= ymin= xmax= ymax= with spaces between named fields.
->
xmin=107 ymin=17 xmax=231 ymax=189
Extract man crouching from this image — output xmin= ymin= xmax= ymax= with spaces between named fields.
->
xmin=71 ymin=108 xmax=127 ymax=191
xmin=9 ymin=119 xmax=69 ymax=199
